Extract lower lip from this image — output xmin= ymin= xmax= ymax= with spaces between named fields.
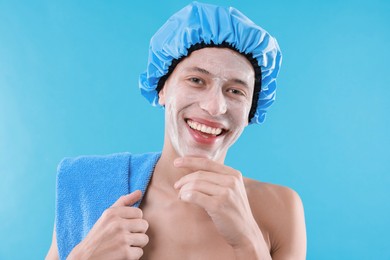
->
xmin=186 ymin=123 xmax=220 ymax=145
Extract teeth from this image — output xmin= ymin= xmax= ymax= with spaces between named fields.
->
xmin=187 ymin=120 xmax=223 ymax=136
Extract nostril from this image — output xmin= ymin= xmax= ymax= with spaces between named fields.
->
xmin=199 ymin=93 xmax=227 ymax=116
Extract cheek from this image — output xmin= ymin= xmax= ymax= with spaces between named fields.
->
xmin=165 ymin=102 xmax=175 ymax=119
xmin=229 ymin=100 xmax=251 ymax=123
xmin=167 ymin=87 xmax=201 ymax=109
xmin=164 ymin=89 xmax=188 ymax=124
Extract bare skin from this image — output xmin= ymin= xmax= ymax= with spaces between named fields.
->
xmin=139 ymin=156 xmax=306 ymax=260
xmin=46 ymin=177 xmax=306 ymax=260
xmin=46 ymin=191 xmax=149 ymax=260
xmin=46 ymin=48 xmax=306 ymax=259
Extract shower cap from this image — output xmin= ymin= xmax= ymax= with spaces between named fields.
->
xmin=139 ymin=1 xmax=282 ymax=124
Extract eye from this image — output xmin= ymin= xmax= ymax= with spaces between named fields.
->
xmin=188 ymin=77 xmax=204 ymax=85
xmin=227 ymin=88 xmax=246 ymax=96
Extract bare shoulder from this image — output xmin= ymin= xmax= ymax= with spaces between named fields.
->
xmin=243 ymin=178 xmax=303 ymax=212
xmin=243 ymin=178 xmax=304 ymax=231
xmin=243 ymin=178 xmax=307 ymax=259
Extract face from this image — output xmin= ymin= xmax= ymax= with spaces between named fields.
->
xmin=159 ymin=47 xmax=255 ymax=162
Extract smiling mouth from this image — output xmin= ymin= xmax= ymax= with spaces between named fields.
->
xmin=186 ymin=119 xmax=225 ymax=137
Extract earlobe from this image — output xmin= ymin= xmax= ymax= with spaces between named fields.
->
xmin=158 ymin=88 xmax=166 ymax=106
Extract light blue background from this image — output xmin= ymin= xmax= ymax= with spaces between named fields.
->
xmin=1 ymin=0 xmax=389 ymax=259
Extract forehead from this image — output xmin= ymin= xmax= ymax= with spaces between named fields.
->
xmin=173 ymin=47 xmax=255 ymax=83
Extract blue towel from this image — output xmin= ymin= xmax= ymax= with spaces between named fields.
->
xmin=55 ymin=152 xmax=161 ymax=260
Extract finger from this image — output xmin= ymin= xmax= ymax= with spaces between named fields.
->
xmin=174 ymin=170 xmax=235 ymax=189
xmin=178 ymin=179 xmax=225 ymax=197
xmin=104 ymin=206 xmax=144 ymax=220
xmin=111 ymin=190 xmax=142 ymax=207
xmin=126 ymin=247 xmax=144 ymax=260
xmin=174 ymin=157 xmax=236 ymax=175
xmin=127 ymin=233 xmax=149 ymax=248
xmin=179 ymin=190 xmax=218 ymax=213
xmin=125 ymin=218 xmax=149 ymax=233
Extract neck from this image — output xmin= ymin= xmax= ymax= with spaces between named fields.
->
xmin=153 ymin=151 xmax=185 ymax=189
xmin=152 ymin=138 xmax=227 ymax=190
xmin=152 ymin=142 xmax=192 ymax=190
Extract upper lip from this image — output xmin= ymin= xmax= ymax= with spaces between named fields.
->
xmin=185 ymin=117 xmax=228 ymax=131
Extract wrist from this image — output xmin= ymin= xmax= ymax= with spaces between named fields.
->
xmin=233 ymin=225 xmax=271 ymax=260
xmin=233 ymin=241 xmax=271 ymax=260
xmin=67 ymin=248 xmax=81 ymax=260
xmin=67 ymin=242 xmax=90 ymax=260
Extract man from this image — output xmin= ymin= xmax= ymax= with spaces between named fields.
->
xmin=46 ymin=2 xmax=306 ymax=259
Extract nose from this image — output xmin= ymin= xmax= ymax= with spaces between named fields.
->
xmin=199 ymin=88 xmax=227 ymax=116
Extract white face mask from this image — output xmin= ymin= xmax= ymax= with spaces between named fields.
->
xmin=159 ymin=47 xmax=255 ymax=162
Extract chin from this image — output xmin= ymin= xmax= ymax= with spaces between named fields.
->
xmin=178 ymin=146 xmax=226 ymax=162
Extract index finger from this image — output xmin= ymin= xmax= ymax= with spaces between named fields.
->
xmin=111 ymin=190 xmax=142 ymax=207
xmin=173 ymin=156 xmax=234 ymax=174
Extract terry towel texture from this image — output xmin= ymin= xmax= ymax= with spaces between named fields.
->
xmin=55 ymin=152 xmax=161 ymax=260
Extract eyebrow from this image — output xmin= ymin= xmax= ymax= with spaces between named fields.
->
xmin=187 ymin=66 xmax=250 ymax=89
xmin=188 ymin=66 xmax=211 ymax=75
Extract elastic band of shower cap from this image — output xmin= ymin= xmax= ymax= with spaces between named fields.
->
xmin=139 ymin=1 xmax=282 ymax=124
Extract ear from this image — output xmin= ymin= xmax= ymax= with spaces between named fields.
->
xmin=158 ymin=87 xmax=166 ymax=106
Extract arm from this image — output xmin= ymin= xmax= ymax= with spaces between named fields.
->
xmin=174 ymin=157 xmax=306 ymax=259
xmin=46 ymin=191 xmax=149 ymax=260
xmin=269 ymin=187 xmax=306 ymax=259
xmin=249 ymin=184 xmax=307 ymax=260
xmin=45 ymin=226 xmax=59 ymax=260
xmin=174 ymin=157 xmax=273 ymax=259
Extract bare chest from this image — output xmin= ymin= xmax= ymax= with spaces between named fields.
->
xmin=140 ymin=198 xmax=236 ymax=260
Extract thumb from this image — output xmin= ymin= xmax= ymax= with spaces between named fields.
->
xmin=111 ymin=190 xmax=142 ymax=207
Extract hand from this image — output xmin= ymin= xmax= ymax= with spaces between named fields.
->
xmin=173 ymin=157 xmax=264 ymax=251
xmin=68 ymin=190 xmax=149 ymax=260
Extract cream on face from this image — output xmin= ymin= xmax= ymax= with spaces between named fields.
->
xmin=159 ymin=47 xmax=255 ymax=162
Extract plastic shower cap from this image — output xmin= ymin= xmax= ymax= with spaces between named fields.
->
xmin=139 ymin=1 xmax=282 ymax=124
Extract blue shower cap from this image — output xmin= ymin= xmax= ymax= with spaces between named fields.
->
xmin=139 ymin=1 xmax=282 ymax=124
